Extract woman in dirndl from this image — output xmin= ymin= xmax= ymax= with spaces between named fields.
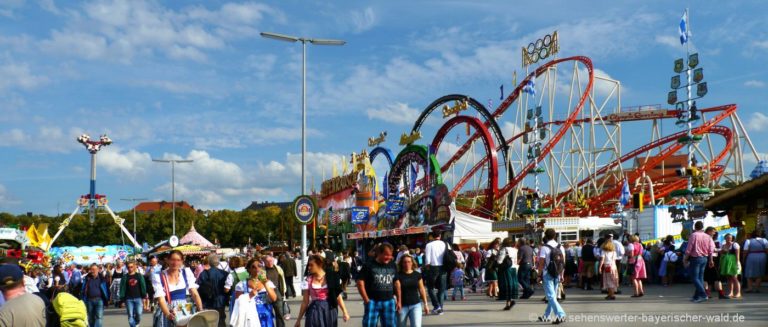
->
xmin=600 ymin=240 xmax=618 ymax=300
xmin=234 ymin=258 xmax=279 ymax=327
xmin=628 ymin=235 xmax=646 ymax=297
xmin=152 ymin=250 xmax=204 ymax=327
xmin=295 ymin=255 xmax=350 ymax=327
xmin=743 ymin=230 xmax=768 ymax=293
xmin=720 ymin=233 xmax=741 ymax=299
xmin=496 ymin=238 xmax=518 ymax=311
xmin=484 ymin=238 xmax=501 ymax=298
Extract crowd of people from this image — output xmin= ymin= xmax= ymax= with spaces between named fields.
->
xmin=0 ymin=224 xmax=767 ymax=326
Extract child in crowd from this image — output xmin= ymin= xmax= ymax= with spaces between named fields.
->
xmin=451 ymin=262 xmax=466 ymax=301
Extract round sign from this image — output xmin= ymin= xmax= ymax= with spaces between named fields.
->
xmin=293 ymin=195 xmax=317 ymax=224
xmin=169 ymin=235 xmax=179 ymax=247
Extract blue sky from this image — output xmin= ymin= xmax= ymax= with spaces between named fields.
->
xmin=0 ymin=0 xmax=766 ymax=215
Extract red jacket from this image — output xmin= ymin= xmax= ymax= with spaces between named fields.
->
xmin=467 ymin=251 xmax=482 ymax=269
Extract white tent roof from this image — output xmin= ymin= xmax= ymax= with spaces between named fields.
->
xmin=450 ymin=204 xmax=507 ymax=244
xmin=577 ymin=216 xmax=621 ymax=230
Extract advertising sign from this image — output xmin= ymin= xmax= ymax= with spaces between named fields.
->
xmin=350 ymin=207 xmax=370 ymax=224
xmin=386 ymin=197 xmax=406 ymax=215
xmin=293 ymin=195 xmax=317 ymax=225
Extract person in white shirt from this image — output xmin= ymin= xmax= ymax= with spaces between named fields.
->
xmin=608 ymin=234 xmax=625 ymax=292
xmin=423 ymin=232 xmax=448 ymax=315
xmin=537 ymin=229 xmax=566 ymax=324
xmin=497 ymin=238 xmax=519 ymax=311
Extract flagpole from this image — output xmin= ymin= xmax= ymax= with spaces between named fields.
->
xmin=685 ymin=7 xmax=693 ymax=206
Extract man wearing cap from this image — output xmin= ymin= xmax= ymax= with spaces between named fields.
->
xmin=0 ymin=264 xmax=47 ymax=326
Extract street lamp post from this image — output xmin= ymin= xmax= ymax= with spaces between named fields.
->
xmin=121 ymin=197 xmax=147 ymax=242
xmin=152 ymin=159 xmax=194 ymax=236
xmin=260 ymin=31 xmax=345 ymax=273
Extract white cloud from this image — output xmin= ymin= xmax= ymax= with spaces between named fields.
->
xmin=655 ymin=35 xmax=680 ymax=48
xmin=754 ymin=40 xmax=768 ymax=50
xmin=366 ymin=102 xmax=420 ymax=125
xmin=38 ymin=0 xmax=60 ymax=14
xmin=317 ymin=12 xmax=654 ymax=115
xmin=99 ymin=146 xmax=152 ymax=177
xmin=350 ymin=7 xmax=376 ymax=33
xmin=0 ymin=126 xmax=82 ymax=153
xmin=38 ymin=0 xmax=279 ymax=63
xmin=746 ymin=112 xmax=768 ymax=132
xmin=94 ymin=148 xmax=347 ymax=208
xmin=0 ymin=183 xmax=20 ymax=207
xmin=743 ymin=152 xmax=768 ymax=165
xmin=744 ymin=80 xmax=765 ymax=88
xmin=0 ymin=62 xmax=49 ymax=90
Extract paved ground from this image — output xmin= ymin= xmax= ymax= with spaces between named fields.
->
xmin=102 ymin=283 xmax=768 ymax=326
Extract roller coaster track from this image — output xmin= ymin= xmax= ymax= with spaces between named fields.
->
xmin=565 ymin=104 xmax=737 ymax=216
xmin=434 ymin=56 xmax=594 ymax=214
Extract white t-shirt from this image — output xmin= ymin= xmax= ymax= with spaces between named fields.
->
xmin=225 ymin=267 xmax=247 ymax=290
xmin=151 ymin=268 xmax=199 ymax=299
xmin=497 ymin=246 xmax=519 ymax=268
xmin=424 ymin=240 xmax=447 ymax=266
xmin=612 ymin=240 xmax=625 ymax=260
xmin=538 ymin=240 xmax=565 ymax=268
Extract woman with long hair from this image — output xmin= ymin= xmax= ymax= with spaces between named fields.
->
xmin=234 ymin=257 xmax=278 ymax=327
xmin=720 ymin=233 xmax=741 ymax=298
xmin=628 ymin=235 xmax=646 ymax=297
xmin=600 ymin=240 xmax=618 ymax=300
xmin=49 ymin=264 xmax=68 ymax=299
xmin=151 ymin=250 xmax=204 ymax=327
xmin=111 ymin=260 xmax=126 ymax=308
xmin=295 ymin=255 xmax=350 ymax=327
xmin=484 ymin=238 xmax=501 ymax=298
xmin=394 ymin=254 xmax=429 ymax=327
xmin=496 ymin=238 xmax=518 ymax=310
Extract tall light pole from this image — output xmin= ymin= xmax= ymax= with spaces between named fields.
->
xmin=121 ymin=197 xmax=147 ymax=242
xmin=152 ymin=159 xmax=194 ymax=236
xmin=260 ymin=31 xmax=345 ymax=273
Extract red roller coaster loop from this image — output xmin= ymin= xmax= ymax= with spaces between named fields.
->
xmin=430 ymin=115 xmax=498 ymax=215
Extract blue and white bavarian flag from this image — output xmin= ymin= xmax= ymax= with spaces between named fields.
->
xmin=523 ymin=73 xmax=536 ymax=96
xmin=619 ymin=179 xmax=631 ymax=207
xmin=679 ymin=11 xmax=689 ymax=45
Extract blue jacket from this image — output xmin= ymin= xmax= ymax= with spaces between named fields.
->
xmin=81 ymin=274 xmax=109 ymax=304
xmin=68 ymin=269 xmax=83 ymax=288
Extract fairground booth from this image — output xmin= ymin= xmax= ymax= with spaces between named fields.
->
xmin=315 ymin=142 xmax=504 ymax=255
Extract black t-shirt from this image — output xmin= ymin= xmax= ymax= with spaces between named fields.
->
xmin=396 ymin=271 xmax=422 ymax=306
xmin=360 ymin=260 xmax=396 ymax=301
xmin=125 ymin=273 xmax=142 ymax=299
xmin=581 ymin=244 xmax=596 ymax=262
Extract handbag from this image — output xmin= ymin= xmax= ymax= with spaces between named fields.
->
xmin=161 ymin=272 xmax=195 ymax=325
xmin=602 ymin=264 xmax=612 ymax=273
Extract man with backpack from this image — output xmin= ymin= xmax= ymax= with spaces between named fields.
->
xmin=424 ymin=231 xmax=455 ymax=315
xmin=198 ymin=255 xmax=228 ymax=327
xmin=537 ymin=228 xmax=566 ymax=324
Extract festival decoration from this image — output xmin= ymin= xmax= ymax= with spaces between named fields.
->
xmin=398 ymin=131 xmax=422 ymax=146
xmin=368 ymin=131 xmax=387 ymax=147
